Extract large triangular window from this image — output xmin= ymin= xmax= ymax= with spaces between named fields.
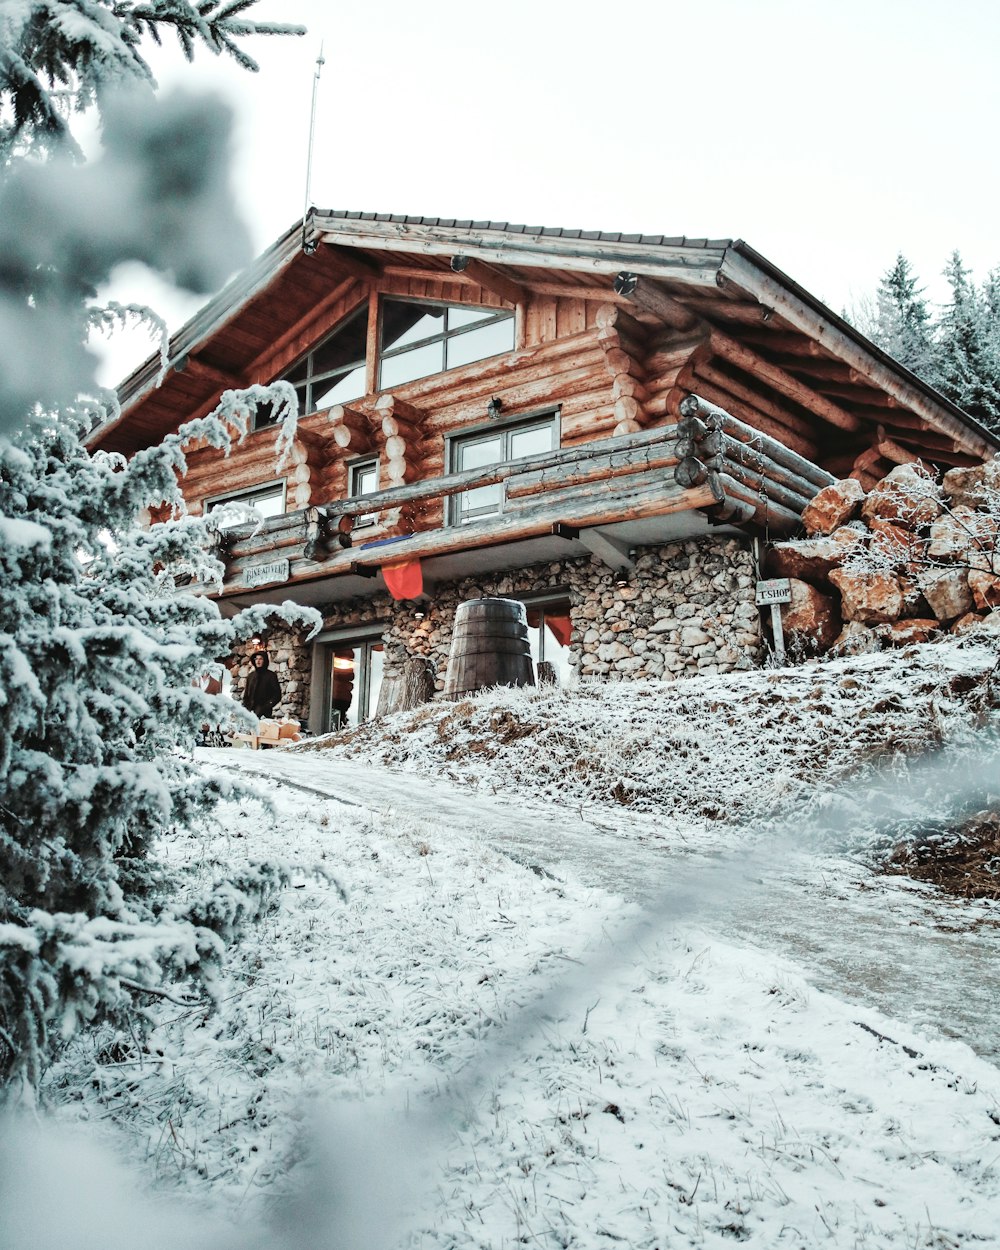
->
xmin=379 ymin=299 xmax=514 ymax=389
xmin=256 ymin=305 xmax=368 ymax=427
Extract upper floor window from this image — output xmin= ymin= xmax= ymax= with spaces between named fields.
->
xmin=449 ymin=415 xmax=556 ymax=525
xmin=379 ymin=299 xmax=514 ymax=390
xmin=256 ymin=306 xmax=369 ymax=428
xmin=349 ymin=456 xmax=380 ymax=528
xmin=206 ymin=481 xmax=285 ymax=528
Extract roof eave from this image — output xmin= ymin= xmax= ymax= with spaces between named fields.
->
xmin=86 ymin=219 xmax=306 ymax=449
xmin=722 ymin=241 xmax=1000 ymax=459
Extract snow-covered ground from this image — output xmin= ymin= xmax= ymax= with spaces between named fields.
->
xmin=9 ymin=634 xmax=1000 ymax=1249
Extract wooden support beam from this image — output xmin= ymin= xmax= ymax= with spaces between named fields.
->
xmin=709 ymin=328 xmax=864 ymax=433
xmin=450 ymin=255 xmax=526 ymax=307
xmin=577 ymin=529 xmax=634 ymax=571
xmin=719 ymin=247 xmax=998 ymax=460
xmin=614 ymin=272 xmax=699 ymax=331
xmin=176 ymin=354 xmax=243 ymax=388
xmin=692 ymin=358 xmax=815 ymax=442
xmin=373 ymin=392 xmax=425 ymax=427
xmin=323 ymin=244 xmax=382 ymax=282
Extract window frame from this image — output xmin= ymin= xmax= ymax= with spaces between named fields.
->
xmin=204 ymin=479 xmax=287 ymax=525
xmin=378 ymin=296 xmax=515 ymax=391
xmin=348 ymin=455 xmax=380 ymax=529
xmin=445 ymin=409 xmax=560 ymax=526
xmin=255 ymin=305 xmax=369 ymax=428
xmin=315 ymin=627 xmax=387 ymax=732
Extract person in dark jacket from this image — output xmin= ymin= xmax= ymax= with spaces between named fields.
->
xmin=242 ymin=651 xmax=281 ymax=719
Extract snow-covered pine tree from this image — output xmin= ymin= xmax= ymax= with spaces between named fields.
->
xmin=0 ymin=3 xmax=316 ymax=1094
xmin=873 ymin=253 xmax=938 ymax=382
xmin=936 ymin=252 xmax=1000 ymax=434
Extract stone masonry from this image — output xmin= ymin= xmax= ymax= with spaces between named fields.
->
xmin=229 ymin=536 xmax=762 ymax=725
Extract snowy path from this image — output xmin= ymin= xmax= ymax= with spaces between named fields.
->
xmin=204 ymin=748 xmax=1000 ymax=1065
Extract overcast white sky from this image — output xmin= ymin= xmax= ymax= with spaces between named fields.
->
xmin=98 ymin=0 xmax=1000 ymax=383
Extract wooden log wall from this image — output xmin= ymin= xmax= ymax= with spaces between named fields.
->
xmin=170 ymin=253 xmax=971 ymax=537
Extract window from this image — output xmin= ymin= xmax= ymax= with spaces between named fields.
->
xmin=379 ymin=299 xmax=514 ymax=390
xmin=449 ymin=415 xmax=557 ymax=525
xmin=350 ymin=456 xmax=380 ymax=528
xmin=256 ymin=306 xmax=369 ymax=428
xmin=206 ymin=482 xmax=285 ymax=528
xmin=523 ymin=598 xmax=573 ymax=686
xmin=327 ymin=637 xmax=384 ymax=730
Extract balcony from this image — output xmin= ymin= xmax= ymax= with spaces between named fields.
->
xmin=203 ymin=399 xmax=833 ymax=609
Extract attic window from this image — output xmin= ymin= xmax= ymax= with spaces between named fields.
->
xmin=256 ymin=306 xmax=369 ymax=427
xmin=379 ymin=298 xmax=514 ymax=390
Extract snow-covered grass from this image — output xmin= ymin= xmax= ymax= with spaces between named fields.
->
xmin=7 ymin=633 xmax=1000 ymax=1248
xmin=304 ymin=634 xmax=1000 ymax=830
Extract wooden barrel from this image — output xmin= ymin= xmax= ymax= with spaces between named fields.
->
xmin=444 ymin=598 xmax=535 ymax=698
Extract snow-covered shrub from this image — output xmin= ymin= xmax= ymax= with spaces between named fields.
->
xmin=0 ymin=3 xmax=313 ymax=1093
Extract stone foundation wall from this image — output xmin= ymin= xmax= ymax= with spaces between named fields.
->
xmin=308 ymin=535 xmax=762 ymax=714
xmin=227 ymin=536 xmax=763 ymax=726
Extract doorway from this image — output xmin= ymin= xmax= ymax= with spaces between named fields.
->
xmin=325 ymin=636 xmax=385 ymax=731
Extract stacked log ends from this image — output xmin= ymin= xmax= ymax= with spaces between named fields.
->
xmin=766 ymin=457 xmax=1000 ymax=658
xmin=596 ymin=304 xmax=650 ymax=436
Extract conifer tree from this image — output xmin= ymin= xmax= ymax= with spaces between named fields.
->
xmin=0 ymin=2 xmax=313 ymax=1094
xmin=935 ymin=251 xmax=1000 ymax=432
xmin=873 ymin=253 xmax=938 ymax=382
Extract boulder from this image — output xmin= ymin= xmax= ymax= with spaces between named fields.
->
xmin=868 ymin=516 xmax=921 ymax=566
xmin=969 ymin=570 xmax=1000 ymax=612
xmin=919 ymin=567 xmax=975 ymax=622
xmin=801 ymin=478 xmax=865 ymax=536
xmin=899 ymin=574 xmax=933 ymax=618
xmin=942 ymin=460 xmax=1000 ymax=511
xmin=779 ymin=578 xmax=841 ymax=653
xmin=766 ymin=526 xmax=865 ymax=585
xmin=876 ymin=618 xmax=941 ymax=647
xmin=860 ymin=463 xmax=943 ymax=531
xmin=951 ymin=612 xmax=986 ymax=636
xmin=829 ymin=566 xmax=904 ymax=624
xmin=927 ymin=506 xmax=995 ymax=563
xmin=829 ymin=620 xmax=881 ymax=656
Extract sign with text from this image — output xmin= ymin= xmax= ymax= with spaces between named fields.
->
xmin=755 ymin=578 xmax=792 ymax=606
xmin=243 ymin=558 xmax=290 ymax=590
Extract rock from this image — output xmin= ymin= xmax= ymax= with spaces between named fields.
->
xmin=780 ymin=578 xmax=841 ymax=653
xmin=876 ymin=618 xmax=941 ymax=647
xmin=680 ymin=626 xmax=710 ymax=647
xmin=942 ymin=459 xmax=1000 ymax=510
xmin=927 ymin=506 xmax=995 ymax=563
xmin=765 ymin=527 xmax=865 ymax=585
xmin=828 ymin=567 xmax=904 ymax=624
xmin=860 ymin=463 xmax=943 ymax=530
xmin=968 ymin=570 xmax=1000 ymax=612
xmin=829 ymin=621 xmax=881 ymax=656
xmin=899 ymin=574 xmax=932 ymax=618
xmin=868 ymin=516 xmax=921 ymax=565
xmin=918 ymin=567 xmax=975 ymax=622
xmin=951 ymin=611 xmax=1000 ymax=636
xmin=801 ymin=478 xmax=865 ymax=536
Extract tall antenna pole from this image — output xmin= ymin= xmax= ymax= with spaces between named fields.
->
xmin=302 ymin=41 xmax=325 ymax=254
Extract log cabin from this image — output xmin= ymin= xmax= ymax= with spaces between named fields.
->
xmin=87 ymin=211 xmax=1000 ymax=732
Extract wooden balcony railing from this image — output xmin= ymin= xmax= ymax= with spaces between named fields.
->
xmin=204 ymin=398 xmax=834 ymax=596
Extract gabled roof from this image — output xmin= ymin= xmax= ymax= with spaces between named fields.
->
xmin=90 ymin=210 xmax=1000 ymax=463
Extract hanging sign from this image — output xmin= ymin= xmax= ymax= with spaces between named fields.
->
xmin=754 ymin=578 xmax=792 ymax=606
xmin=243 ymin=558 xmax=290 ymax=589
